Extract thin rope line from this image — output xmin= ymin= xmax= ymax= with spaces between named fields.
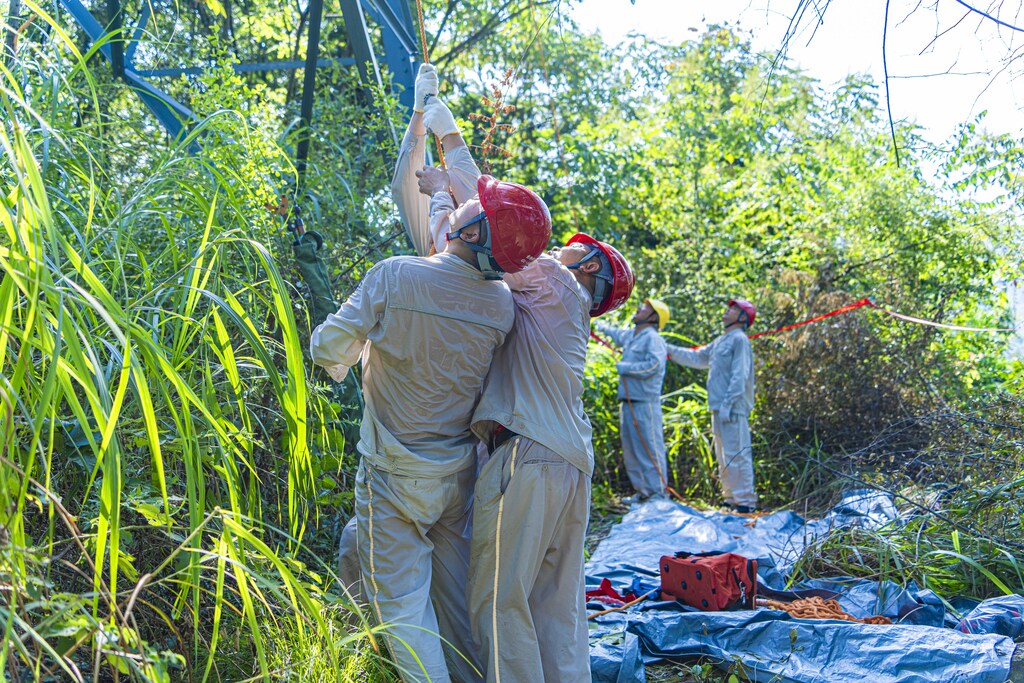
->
xmin=871 ymin=305 xmax=1018 ymax=332
xmin=414 ymin=0 xmax=446 ymax=166
xmin=529 ymin=4 xmax=581 ymax=233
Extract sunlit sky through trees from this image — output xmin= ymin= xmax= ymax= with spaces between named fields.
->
xmin=572 ymin=0 xmax=1024 ymax=143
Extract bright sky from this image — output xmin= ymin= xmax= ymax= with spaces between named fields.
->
xmin=571 ymin=0 xmax=1024 ymax=143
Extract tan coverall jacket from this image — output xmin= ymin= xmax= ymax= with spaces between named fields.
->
xmin=311 ymin=123 xmax=502 ymax=683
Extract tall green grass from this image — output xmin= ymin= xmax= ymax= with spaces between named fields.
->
xmin=0 ymin=16 xmax=397 ymax=682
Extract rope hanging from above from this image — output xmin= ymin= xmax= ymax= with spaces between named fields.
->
xmin=414 ymin=0 xmax=446 ymax=167
xmin=528 ymin=4 xmax=581 ymax=233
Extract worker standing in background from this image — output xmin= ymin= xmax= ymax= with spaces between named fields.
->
xmin=594 ymin=298 xmax=670 ymax=502
xmin=667 ymin=299 xmax=758 ymax=513
xmin=313 ymin=63 xmax=551 ymax=683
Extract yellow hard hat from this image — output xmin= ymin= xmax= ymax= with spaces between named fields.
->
xmin=644 ymin=298 xmax=670 ymax=331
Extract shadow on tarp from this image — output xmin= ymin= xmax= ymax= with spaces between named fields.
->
xmin=587 ymin=490 xmax=1018 ymax=683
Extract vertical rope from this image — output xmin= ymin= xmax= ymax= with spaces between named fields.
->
xmin=414 ymin=0 xmax=429 ymax=62
xmin=414 ymin=0 xmax=446 ymax=167
xmin=529 ymin=5 xmax=581 ymax=233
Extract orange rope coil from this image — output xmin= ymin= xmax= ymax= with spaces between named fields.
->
xmin=757 ymin=596 xmax=892 ymax=625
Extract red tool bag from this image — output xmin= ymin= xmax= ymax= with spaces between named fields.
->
xmin=659 ymin=552 xmax=758 ymax=611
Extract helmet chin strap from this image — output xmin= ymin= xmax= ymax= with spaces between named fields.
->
xmin=589 ymin=278 xmax=609 ymax=312
xmin=447 ymin=213 xmax=504 ymax=280
xmin=637 ymin=311 xmax=658 ymax=326
xmin=473 ymin=251 xmax=503 ymax=280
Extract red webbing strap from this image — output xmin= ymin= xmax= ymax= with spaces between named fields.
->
xmin=590 ymin=331 xmax=618 ymax=353
xmin=748 ymin=298 xmax=874 ymax=340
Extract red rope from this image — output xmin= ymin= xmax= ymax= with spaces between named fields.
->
xmin=591 ymin=297 xmax=1014 ymax=354
xmin=590 ymin=331 xmax=618 ymax=353
xmin=748 ymin=298 xmax=874 ymax=341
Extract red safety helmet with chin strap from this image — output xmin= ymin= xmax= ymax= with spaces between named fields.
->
xmin=566 ymin=233 xmax=635 ymax=317
xmin=728 ymin=298 xmax=757 ymax=327
xmin=477 ymin=175 xmax=552 ymax=273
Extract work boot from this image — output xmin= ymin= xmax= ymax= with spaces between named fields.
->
xmin=729 ymin=504 xmax=757 ymax=514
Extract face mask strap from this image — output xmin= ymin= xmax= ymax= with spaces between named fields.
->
xmin=567 ymin=245 xmax=613 ymax=313
xmin=447 ymin=213 xmax=503 ymax=279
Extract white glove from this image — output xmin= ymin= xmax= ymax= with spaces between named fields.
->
xmin=413 ymin=63 xmax=438 ymax=113
xmin=719 ymin=405 xmax=734 ymax=424
xmin=324 ymin=364 xmax=350 ymax=382
xmin=423 ymin=98 xmax=460 ymax=140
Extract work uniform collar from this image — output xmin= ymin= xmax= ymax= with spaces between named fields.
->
xmin=435 ymin=251 xmax=503 ymax=280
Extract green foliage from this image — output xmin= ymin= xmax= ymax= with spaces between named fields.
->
xmin=0 ymin=11 xmax=399 ymax=679
xmin=1 ymin=0 xmax=1022 ymax=679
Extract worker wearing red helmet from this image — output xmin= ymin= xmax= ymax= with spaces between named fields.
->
xmin=667 ymin=299 xmax=758 ymax=513
xmin=458 ymin=228 xmax=634 ymax=683
xmin=311 ymin=65 xmax=552 ymax=683
xmin=413 ymin=85 xmax=636 ymax=680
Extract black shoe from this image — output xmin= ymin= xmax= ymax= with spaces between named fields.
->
xmin=730 ymin=505 xmax=757 ymax=514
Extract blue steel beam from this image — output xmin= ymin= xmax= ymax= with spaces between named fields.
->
xmin=370 ymin=0 xmax=418 ymax=113
xmin=59 ymin=0 xmax=194 ymax=141
xmin=123 ymin=2 xmax=149 ymax=64
xmin=362 ymin=0 xmax=418 ymax=56
xmin=57 ymin=0 xmax=420 ymax=140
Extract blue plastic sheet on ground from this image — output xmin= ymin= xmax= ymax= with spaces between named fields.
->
xmin=628 ymin=609 xmax=1015 ymax=683
xmin=957 ymin=595 xmax=1024 ymax=638
xmin=587 ymin=491 xmax=1017 ymax=682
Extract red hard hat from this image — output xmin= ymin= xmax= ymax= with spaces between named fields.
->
xmin=728 ymin=298 xmax=757 ymax=326
xmin=477 ymin=175 xmax=551 ymax=273
xmin=566 ymin=232 xmax=635 ymax=317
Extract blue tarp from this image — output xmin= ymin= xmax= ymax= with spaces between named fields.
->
xmin=958 ymin=595 xmax=1024 ymax=639
xmin=587 ymin=491 xmax=1019 ymax=682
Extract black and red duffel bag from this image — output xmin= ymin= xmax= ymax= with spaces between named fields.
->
xmin=659 ymin=551 xmax=758 ymax=611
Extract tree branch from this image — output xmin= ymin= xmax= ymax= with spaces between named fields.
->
xmin=952 ymin=0 xmax=1024 ymax=33
xmin=433 ymin=0 xmax=558 ymax=68
xmin=429 ymin=0 xmax=458 ymax=58
xmin=883 ymin=0 xmax=901 ymax=168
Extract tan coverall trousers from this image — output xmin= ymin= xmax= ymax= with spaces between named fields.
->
xmin=711 ymin=411 xmax=758 ymax=508
xmin=355 ymin=461 xmax=484 ymax=683
xmin=619 ymin=398 xmax=667 ymax=498
xmin=468 ymin=437 xmax=591 ymax=683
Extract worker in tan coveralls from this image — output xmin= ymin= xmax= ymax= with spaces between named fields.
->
xmin=667 ymin=299 xmax=758 ymax=513
xmin=464 ymin=229 xmax=634 ymax=683
xmin=594 ymin=298 xmax=671 ymax=501
xmin=413 ymin=82 xmax=636 ymax=678
xmin=334 ymin=64 xmax=485 ymax=602
xmin=312 ymin=64 xmax=551 ymax=683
